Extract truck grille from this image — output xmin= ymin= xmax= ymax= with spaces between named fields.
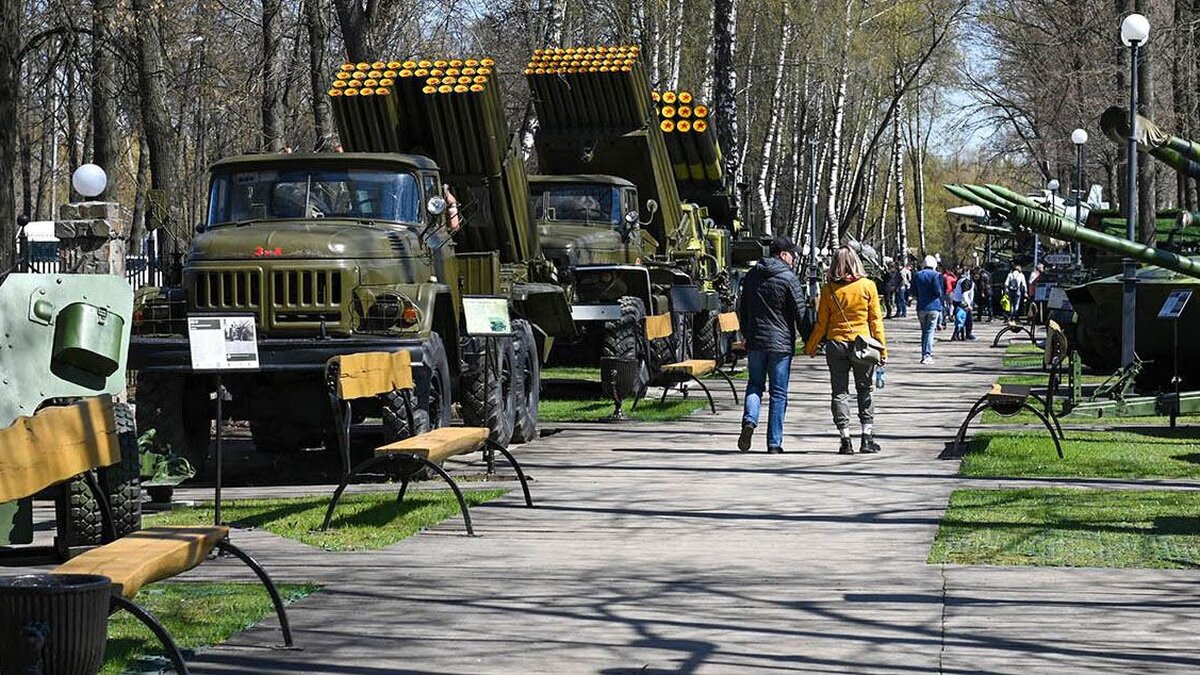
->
xmin=270 ymin=269 xmax=344 ymax=324
xmin=193 ymin=270 xmax=262 ymax=309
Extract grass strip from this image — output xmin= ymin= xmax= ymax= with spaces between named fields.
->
xmin=540 ymin=397 xmax=707 ymax=422
xmin=929 ymin=488 xmax=1200 ymax=569
xmin=541 ymin=366 xmax=601 ymax=382
xmin=147 ymin=490 xmax=506 ymax=551
xmin=104 ymin=582 xmax=316 ymax=674
xmin=959 ymin=428 xmax=1200 ymax=480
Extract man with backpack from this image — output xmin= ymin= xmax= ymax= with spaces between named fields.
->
xmin=1005 ymin=265 xmax=1027 ymax=320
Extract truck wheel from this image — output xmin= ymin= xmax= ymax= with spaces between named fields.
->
xmin=510 ymin=319 xmax=540 ymax=444
xmin=249 ymin=413 xmax=327 ymax=453
xmin=383 ymin=334 xmax=452 ymax=441
xmin=136 ymin=373 xmax=212 ymax=473
xmin=460 ymin=333 xmax=517 ymax=446
xmin=57 ymin=401 xmax=143 ymax=551
xmin=692 ymin=310 xmax=720 ymax=361
xmin=600 ymin=296 xmax=650 ymax=401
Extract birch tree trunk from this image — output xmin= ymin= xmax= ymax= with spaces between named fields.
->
xmin=824 ymin=0 xmax=854 ymax=245
xmin=262 ymin=0 xmax=287 ymax=152
xmin=701 ymin=1 xmax=716 ymax=100
xmin=713 ymin=0 xmax=741 ymax=221
xmin=890 ymin=74 xmax=908 ymax=260
xmin=668 ymin=0 xmax=685 ymax=89
xmin=305 ymin=0 xmax=335 ymax=150
xmin=520 ymin=0 xmax=565 ymax=159
xmin=876 ymin=139 xmax=894 ymax=260
xmin=755 ymin=12 xmax=789 ymax=235
xmin=91 ymin=0 xmax=120 ymax=199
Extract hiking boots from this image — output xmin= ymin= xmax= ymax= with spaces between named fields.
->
xmin=738 ymin=423 xmax=755 ymax=452
xmin=838 ymin=437 xmax=855 ymax=455
xmin=860 ymin=435 xmax=882 ymax=454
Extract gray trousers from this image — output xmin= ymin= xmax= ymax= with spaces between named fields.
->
xmin=824 ymin=340 xmax=875 ymax=428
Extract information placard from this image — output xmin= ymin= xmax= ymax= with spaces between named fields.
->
xmin=462 ymin=296 xmax=512 ymax=336
xmin=1047 ymin=286 xmax=1073 ymax=311
xmin=1158 ymin=290 xmax=1193 ymax=320
xmin=187 ymin=315 xmax=260 ymax=371
xmin=1033 ymin=284 xmax=1052 ymax=302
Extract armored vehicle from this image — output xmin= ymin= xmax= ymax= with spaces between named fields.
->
xmin=0 ymin=273 xmax=141 ymax=553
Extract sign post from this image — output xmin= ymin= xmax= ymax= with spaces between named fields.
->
xmin=1157 ymin=290 xmax=1192 ymax=427
xmin=187 ymin=315 xmax=260 ymax=525
xmin=461 ymin=297 xmax=512 ymax=475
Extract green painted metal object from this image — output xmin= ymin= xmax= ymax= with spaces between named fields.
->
xmin=1101 ymin=106 xmax=1200 ymax=178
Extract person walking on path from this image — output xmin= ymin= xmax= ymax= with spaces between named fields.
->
xmin=883 ymin=263 xmax=899 ymax=319
xmin=952 ymin=268 xmax=977 ymax=340
xmin=976 ymin=267 xmax=993 ymax=322
xmin=915 ymin=255 xmax=943 ymax=364
xmin=1005 ymin=265 xmax=1027 ymax=320
xmin=737 ymin=235 xmax=807 ymax=454
xmin=899 ymin=263 xmax=912 ymax=316
xmin=805 ymin=246 xmax=888 ymax=455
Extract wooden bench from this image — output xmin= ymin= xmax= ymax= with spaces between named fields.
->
xmin=0 ymin=396 xmax=293 ymax=674
xmin=320 ymin=352 xmax=533 ymax=535
xmin=954 ymin=382 xmax=1065 ymax=459
xmin=638 ymin=358 xmax=739 ymax=414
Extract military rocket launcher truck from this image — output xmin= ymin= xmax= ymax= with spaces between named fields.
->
xmin=524 ymin=47 xmax=736 ymax=396
xmin=131 ymin=59 xmax=572 ymax=470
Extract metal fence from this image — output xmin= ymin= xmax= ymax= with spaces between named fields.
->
xmin=15 ymin=235 xmax=168 ymax=289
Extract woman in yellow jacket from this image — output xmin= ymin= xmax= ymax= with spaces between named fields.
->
xmin=804 ymin=246 xmax=888 ymax=454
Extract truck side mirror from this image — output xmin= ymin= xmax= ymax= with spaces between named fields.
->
xmin=645 ymin=199 xmax=658 ymax=215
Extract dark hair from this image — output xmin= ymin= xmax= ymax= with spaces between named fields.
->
xmin=769 ymin=235 xmax=797 ymax=256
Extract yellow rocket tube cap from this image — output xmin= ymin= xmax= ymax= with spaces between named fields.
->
xmin=355 ymin=62 xmax=370 ymax=70
xmin=345 ymin=88 xmax=359 ymax=96
xmin=375 ymin=87 xmax=390 ymax=95
xmin=470 ymin=83 xmax=485 ymax=92
xmin=694 ymin=105 xmax=709 ymax=118
xmin=678 ymin=91 xmax=693 ymax=104
xmin=661 ymin=105 xmax=676 ymax=118
xmin=438 ymin=85 xmax=453 ymax=93
xmin=422 ymin=86 xmax=437 ymax=94
xmin=662 ymin=91 xmax=677 ymax=104
xmin=329 ymin=88 xmax=343 ymax=97
xmin=678 ymin=105 xmax=691 ymax=118
xmin=340 ymin=63 xmax=356 ymax=72
xmin=677 ymin=120 xmax=691 ymax=132
xmin=693 ymin=120 xmax=708 ymax=133
xmin=660 ymin=120 xmax=675 ymax=133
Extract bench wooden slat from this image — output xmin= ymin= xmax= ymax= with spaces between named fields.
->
xmin=0 ymin=397 xmax=120 ymax=504
xmin=55 ymin=526 xmax=230 ymax=599
xmin=330 ymin=350 xmax=414 ymax=401
xmin=376 ymin=427 xmax=489 ymax=464
xmin=644 ymin=313 xmax=673 ymax=341
xmin=989 ymin=382 xmax=1032 ymax=402
xmin=660 ymin=359 xmax=718 ymax=377
xmin=718 ymin=312 xmax=740 ymax=333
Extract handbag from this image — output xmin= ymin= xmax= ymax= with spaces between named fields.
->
xmin=829 ymin=282 xmax=885 ymax=367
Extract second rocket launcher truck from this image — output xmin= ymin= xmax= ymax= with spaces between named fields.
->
xmin=524 ymin=46 xmax=736 ymax=397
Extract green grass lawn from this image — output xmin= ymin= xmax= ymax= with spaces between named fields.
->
xmin=146 ymin=490 xmax=506 ymax=551
xmin=104 ymin=582 xmax=316 ymax=674
xmin=539 ymin=397 xmax=707 ymax=422
xmin=541 ymin=366 xmax=601 ymax=382
xmin=929 ymin=488 xmax=1200 ymax=569
xmin=1003 ymin=342 xmax=1044 ymax=369
xmin=959 ymin=428 xmax=1200 ymax=480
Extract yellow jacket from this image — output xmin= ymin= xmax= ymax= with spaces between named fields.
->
xmin=805 ymin=277 xmax=888 ymax=359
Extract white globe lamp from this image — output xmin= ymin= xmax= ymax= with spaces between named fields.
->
xmin=1120 ymin=13 xmax=1150 ymax=46
xmin=72 ymin=164 xmax=108 ymax=198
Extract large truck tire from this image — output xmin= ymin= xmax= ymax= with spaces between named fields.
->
xmin=460 ymin=333 xmax=517 ymax=446
xmin=57 ymin=401 xmax=143 ymax=551
xmin=692 ymin=310 xmax=720 ymax=361
xmin=383 ymin=333 xmax=452 ymax=442
xmin=600 ymin=296 xmax=650 ymax=401
xmin=249 ymin=412 xmax=327 ymax=453
xmin=510 ymin=319 xmax=540 ymax=444
xmin=136 ymin=372 xmax=212 ymax=472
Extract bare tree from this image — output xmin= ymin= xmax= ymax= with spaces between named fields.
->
xmin=305 ymin=0 xmax=335 ymax=150
xmin=262 ymin=0 xmax=287 ymax=152
xmin=0 ymin=0 xmax=19 ymax=270
xmin=90 ymin=0 xmax=120 ymax=200
xmin=713 ymin=0 xmax=741 ymax=223
xmin=131 ymin=0 xmax=180 ymax=241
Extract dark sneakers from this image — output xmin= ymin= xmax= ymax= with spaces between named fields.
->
xmin=838 ymin=437 xmax=854 ymax=455
xmin=767 ymin=446 xmax=783 ymax=454
xmin=738 ymin=423 xmax=755 ymax=452
xmin=860 ymin=436 xmax=881 ymax=454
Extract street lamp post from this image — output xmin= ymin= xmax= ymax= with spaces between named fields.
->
xmin=1072 ymin=128 xmax=1088 ymax=267
xmin=1121 ymin=13 xmax=1150 ymax=368
xmin=1038 ymin=179 xmax=1060 ymax=270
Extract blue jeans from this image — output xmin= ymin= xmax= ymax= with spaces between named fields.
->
xmin=894 ymin=289 xmax=908 ymax=317
xmin=919 ymin=310 xmax=940 ymax=358
xmin=743 ymin=350 xmax=793 ymax=449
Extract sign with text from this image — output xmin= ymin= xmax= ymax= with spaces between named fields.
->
xmin=1047 ymin=286 xmax=1072 ymax=311
xmin=1043 ymin=253 xmax=1074 ymax=266
xmin=187 ymin=315 xmax=260 ymax=371
xmin=1033 ymin=284 xmax=1052 ymax=302
xmin=462 ymin=296 xmax=512 ymax=336
xmin=1158 ymin=290 xmax=1193 ymax=320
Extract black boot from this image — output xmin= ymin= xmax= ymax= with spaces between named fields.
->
xmin=860 ymin=435 xmax=881 ymax=454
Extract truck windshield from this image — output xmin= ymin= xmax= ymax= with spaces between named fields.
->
xmin=530 ymin=185 xmax=618 ymax=225
xmin=207 ymin=168 xmax=420 ymax=226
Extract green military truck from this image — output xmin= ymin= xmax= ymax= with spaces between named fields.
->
xmin=524 ymin=47 xmax=738 ymax=396
xmin=132 ymin=58 xmax=571 ymax=469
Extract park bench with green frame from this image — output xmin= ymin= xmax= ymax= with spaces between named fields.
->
xmin=0 ymin=396 xmax=294 ymax=674
xmin=635 ymin=312 xmax=739 ymax=414
xmin=320 ymin=351 xmax=533 ymax=535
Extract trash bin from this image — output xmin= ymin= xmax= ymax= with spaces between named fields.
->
xmin=0 ymin=573 xmax=111 ymax=675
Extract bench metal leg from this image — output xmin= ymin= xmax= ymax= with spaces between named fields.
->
xmin=217 ymin=540 xmax=295 ymax=647
xmin=321 ymin=455 xmax=393 ymax=531
xmin=110 ymin=595 xmax=190 ymax=675
xmin=1027 ymin=393 xmax=1066 ymax=440
xmin=485 ymin=440 xmax=534 ymax=508
xmin=688 ymin=376 xmax=718 ymax=414
xmin=954 ymin=393 xmax=992 ymax=448
xmin=659 ymin=384 xmax=671 ymax=404
xmin=396 ymin=478 xmax=409 ymax=504
xmin=412 ymin=457 xmax=475 ymax=536
xmin=1019 ymin=403 xmax=1066 ymax=459
xmin=713 ymin=368 xmax=740 ymax=404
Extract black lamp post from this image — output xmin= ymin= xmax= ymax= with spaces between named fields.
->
xmin=1121 ymin=13 xmax=1150 ymax=368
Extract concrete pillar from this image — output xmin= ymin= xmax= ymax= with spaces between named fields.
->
xmin=55 ymin=200 xmax=127 ymax=278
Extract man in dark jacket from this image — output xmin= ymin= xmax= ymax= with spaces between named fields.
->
xmin=737 ymin=234 xmax=808 ymax=454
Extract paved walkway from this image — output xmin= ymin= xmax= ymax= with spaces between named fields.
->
xmin=160 ymin=316 xmax=1198 ymax=673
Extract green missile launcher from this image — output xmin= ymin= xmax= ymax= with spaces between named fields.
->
xmin=1101 ymin=106 xmax=1200 ymax=179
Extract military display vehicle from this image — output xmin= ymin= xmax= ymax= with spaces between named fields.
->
xmin=0 ymin=273 xmax=141 ymax=553
xmin=523 ymin=47 xmax=738 ymax=398
xmin=132 ymin=58 xmax=572 ymax=470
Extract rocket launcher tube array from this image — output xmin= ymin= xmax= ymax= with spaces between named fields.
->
xmin=655 ymin=90 xmax=724 ymax=189
xmin=327 ymin=57 xmax=537 ymax=263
